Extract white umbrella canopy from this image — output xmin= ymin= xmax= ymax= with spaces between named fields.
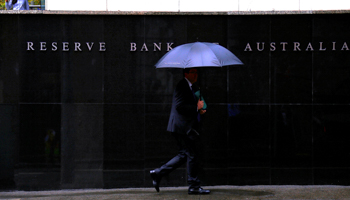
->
xmin=155 ymin=42 xmax=243 ymax=68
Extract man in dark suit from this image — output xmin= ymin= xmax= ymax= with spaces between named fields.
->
xmin=150 ymin=68 xmax=210 ymax=195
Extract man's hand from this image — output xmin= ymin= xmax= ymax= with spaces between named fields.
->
xmin=5 ymin=0 xmax=8 ymax=2
xmin=197 ymin=100 xmax=206 ymax=115
xmin=197 ymin=100 xmax=204 ymax=110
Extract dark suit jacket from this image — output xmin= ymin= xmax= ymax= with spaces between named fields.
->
xmin=167 ymin=78 xmax=199 ymax=134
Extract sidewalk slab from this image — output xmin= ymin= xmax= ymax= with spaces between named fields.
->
xmin=1 ymin=185 xmax=350 ymax=199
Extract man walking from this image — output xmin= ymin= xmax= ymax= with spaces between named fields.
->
xmin=150 ymin=68 xmax=210 ymax=195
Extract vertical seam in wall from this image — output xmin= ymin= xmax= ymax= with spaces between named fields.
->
xmin=269 ymin=15 xmax=272 ymax=185
xmin=143 ymin=16 xmax=147 ymax=185
xmin=311 ymin=16 xmax=315 ymax=185
xmin=226 ymin=15 xmax=230 ymax=185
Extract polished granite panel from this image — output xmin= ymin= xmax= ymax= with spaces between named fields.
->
xmin=17 ymin=15 xmax=105 ymax=103
xmin=0 ymin=105 xmax=18 ymax=190
xmin=14 ymin=170 xmax=61 ymax=191
xmin=19 ymin=104 xmax=61 ymax=164
xmin=313 ymin=105 xmax=350 ymax=168
xmin=104 ymin=62 xmax=145 ymax=104
xmin=60 ymin=16 xmax=105 ymax=103
xmin=18 ymin=15 xmax=62 ymax=103
xmin=228 ymin=168 xmax=270 ymax=185
xmin=2 ymin=14 xmax=350 ymax=190
xmin=19 ymin=51 xmax=61 ymax=103
xmin=104 ymin=104 xmax=145 ymax=170
xmin=60 ymin=104 xmax=104 ymax=189
xmin=143 ymin=16 xmax=187 ymax=104
xmin=201 ymin=104 xmax=228 ymax=169
xmin=104 ymin=16 xmax=145 ymax=104
xmin=0 ymin=15 xmax=19 ymax=104
xmin=198 ymin=68 xmax=228 ymax=104
xmin=314 ymin=168 xmax=350 ymax=185
xmin=227 ymin=16 xmax=270 ymax=103
xmin=228 ymin=105 xmax=270 ymax=168
xmin=271 ymin=168 xmax=313 ymax=185
xmin=312 ymin=15 xmax=350 ymax=104
xmin=104 ymin=170 xmax=145 ymax=189
xmin=144 ymin=104 xmax=178 ymax=168
xmin=202 ymin=168 xmax=229 ymax=186
xmin=145 ymin=69 xmax=182 ymax=104
xmin=271 ymin=105 xmax=313 ymax=168
xmin=270 ymin=15 xmax=313 ymax=104
xmin=187 ymin=15 xmax=227 ymax=44
xmin=313 ymin=53 xmax=350 ymax=104
xmin=271 ymin=51 xmax=313 ymax=104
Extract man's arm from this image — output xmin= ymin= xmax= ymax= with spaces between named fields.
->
xmin=175 ymin=89 xmax=197 ymax=116
xmin=175 ymin=85 xmax=206 ymax=116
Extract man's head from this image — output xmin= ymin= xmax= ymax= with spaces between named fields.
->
xmin=184 ymin=68 xmax=198 ymax=84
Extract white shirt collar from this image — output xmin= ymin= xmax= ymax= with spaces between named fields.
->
xmin=184 ymin=77 xmax=192 ymax=88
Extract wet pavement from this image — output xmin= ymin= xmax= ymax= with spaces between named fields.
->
xmin=1 ymin=185 xmax=350 ymax=199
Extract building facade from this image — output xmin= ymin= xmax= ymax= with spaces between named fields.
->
xmin=1 ymin=11 xmax=350 ymax=190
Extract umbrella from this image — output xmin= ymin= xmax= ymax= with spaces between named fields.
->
xmin=155 ymin=42 xmax=243 ymax=68
xmin=154 ymin=42 xmax=243 ymax=105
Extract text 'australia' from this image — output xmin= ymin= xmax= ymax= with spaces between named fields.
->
xmin=244 ymin=42 xmax=350 ymax=51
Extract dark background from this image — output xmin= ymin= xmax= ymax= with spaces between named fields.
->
xmin=1 ymin=13 xmax=350 ymax=190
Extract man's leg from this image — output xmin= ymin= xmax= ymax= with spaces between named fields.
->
xmin=185 ymin=132 xmax=210 ymax=195
xmin=184 ymin=132 xmax=200 ymax=189
xmin=150 ymin=133 xmax=188 ymax=192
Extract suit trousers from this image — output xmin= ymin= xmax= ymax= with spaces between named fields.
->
xmin=155 ymin=131 xmax=201 ymax=188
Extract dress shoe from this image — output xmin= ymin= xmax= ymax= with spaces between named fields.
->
xmin=188 ymin=187 xmax=211 ymax=195
xmin=150 ymin=170 xmax=160 ymax=192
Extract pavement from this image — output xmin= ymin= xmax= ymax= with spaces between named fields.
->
xmin=1 ymin=185 xmax=350 ymax=200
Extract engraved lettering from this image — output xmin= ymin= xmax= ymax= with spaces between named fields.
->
xmin=154 ymin=43 xmax=161 ymax=51
xmin=130 ymin=43 xmax=137 ymax=51
xmin=27 ymin=42 xmax=34 ymax=51
xmin=86 ymin=42 xmax=94 ymax=51
xmin=62 ymin=42 xmax=69 ymax=51
xmin=40 ymin=42 xmax=47 ymax=51
xmin=293 ymin=42 xmax=301 ymax=51
xmin=99 ymin=42 xmax=106 ymax=51
xmin=257 ymin=42 xmax=264 ymax=51
xmin=280 ymin=42 xmax=288 ymax=51
xmin=141 ymin=43 xmax=148 ymax=51
xmin=26 ymin=41 xmax=106 ymax=52
xmin=270 ymin=42 xmax=276 ymax=51
xmin=305 ymin=43 xmax=314 ymax=51
xmin=341 ymin=42 xmax=349 ymax=51
xmin=319 ymin=42 xmax=326 ymax=51
xmin=52 ymin=42 xmax=58 ymax=51
xmin=75 ymin=42 xmax=82 ymax=51
xmin=167 ymin=43 xmax=174 ymax=51
xmin=244 ymin=43 xmax=253 ymax=51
